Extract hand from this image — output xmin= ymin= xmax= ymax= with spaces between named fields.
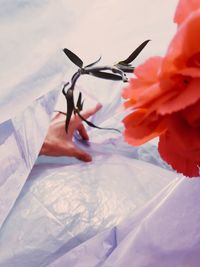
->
xmin=39 ymin=103 xmax=102 ymax=162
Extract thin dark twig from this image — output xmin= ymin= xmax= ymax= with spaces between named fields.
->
xmin=62 ymin=40 xmax=150 ymax=133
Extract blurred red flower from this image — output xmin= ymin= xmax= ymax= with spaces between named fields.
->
xmin=174 ymin=0 xmax=200 ymax=26
xmin=122 ymin=0 xmax=200 ymax=177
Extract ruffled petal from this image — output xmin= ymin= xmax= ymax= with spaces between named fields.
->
xmin=163 ymin=113 xmax=200 ymax=158
xmin=142 ymin=89 xmax=178 ymax=115
xmin=126 ymin=83 xmax=161 ymax=108
xmin=182 ymin=100 xmax=200 ymax=128
xmin=178 ymin=67 xmax=200 ymax=77
xmin=174 ymin=0 xmax=200 ymax=26
xmin=122 ymin=78 xmax=148 ymax=100
xmin=123 ymin=99 xmax=136 ymax=109
xmin=159 ymin=132 xmax=200 ymax=177
xmin=158 ymin=78 xmax=200 ymax=114
xmin=163 ymin=10 xmax=200 ymax=73
xmin=134 ymin=56 xmax=163 ymax=82
xmin=123 ymin=110 xmax=166 ymax=146
xmin=122 ymin=57 xmax=162 ymax=101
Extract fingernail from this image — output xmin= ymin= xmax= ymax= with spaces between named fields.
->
xmin=96 ymin=103 xmax=102 ymax=111
xmin=84 ymin=155 xmax=92 ymax=162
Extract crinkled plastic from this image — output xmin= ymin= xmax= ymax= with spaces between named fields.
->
xmin=48 ymin=176 xmax=200 ymax=267
xmin=0 ymin=88 xmax=59 ymax=229
xmin=0 ymin=152 xmax=180 ymax=267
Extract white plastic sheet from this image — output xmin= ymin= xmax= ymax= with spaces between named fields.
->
xmin=0 ymin=88 xmax=59 ymax=229
xmin=0 ymin=151 xmax=180 ymax=267
xmin=47 ymin=176 xmax=200 ymax=267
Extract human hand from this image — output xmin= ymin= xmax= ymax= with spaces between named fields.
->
xmin=39 ymin=103 xmax=102 ymax=162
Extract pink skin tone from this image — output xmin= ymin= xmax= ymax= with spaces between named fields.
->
xmin=40 ymin=103 xmax=102 ymax=162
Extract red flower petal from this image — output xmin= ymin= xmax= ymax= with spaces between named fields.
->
xmin=123 ymin=110 xmax=166 ymax=146
xmin=122 ymin=78 xmax=148 ymax=100
xmin=162 ymin=10 xmax=200 ymax=75
xmin=182 ymin=100 xmax=200 ymax=128
xmin=122 ymin=57 xmax=163 ymax=110
xmin=174 ymin=0 xmax=200 ymax=26
xmin=178 ymin=67 xmax=200 ymax=77
xmin=129 ymin=83 xmax=162 ymax=108
xmin=134 ymin=56 xmax=163 ymax=82
xmin=159 ymin=132 xmax=200 ymax=177
xmin=123 ymin=99 xmax=136 ymax=109
xmin=158 ymin=78 xmax=200 ymax=115
xmin=163 ymin=113 xmax=200 ymax=159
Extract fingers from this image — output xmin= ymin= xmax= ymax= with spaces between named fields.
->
xmin=72 ymin=147 xmax=92 ymax=162
xmin=52 ymin=112 xmax=66 ymax=123
xmin=77 ymin=124 xmax=89 ymax=140
xmin=80 ymin=103 xmax=102 ymax=120
xmin=57 ymin=141 xmax=92 ymax=162
xmin=55 ymin=103 xmax=102 ymax=124
xmin=69 ymin=103 xmax=102 ymax=133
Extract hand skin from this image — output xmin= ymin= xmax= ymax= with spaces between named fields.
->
xmin=39 ymin=103 xmax=102 ymax=162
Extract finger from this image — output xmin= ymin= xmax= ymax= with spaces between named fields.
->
xmin=71 ymin=103 xmax=102 ymax=131
xmin=77 ymin=124 xmax=89 ymax=140
xmin=52 ymin=111 xmax=66 ymax=123
xmin=58 ymin=142 xmax=92 ymax=162
xmin=54 ymin=110 xmax=66 ymax=116
xmin=73 ymin=147 xmax=92 ymax=162
xmin=80 ymin=103 xmax=102 ymax=120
